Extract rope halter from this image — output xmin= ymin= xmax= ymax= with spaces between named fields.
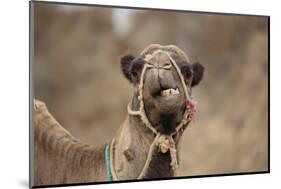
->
xmin=110 ymin=45 xmax=197 ymax=180
xmin=128 ymin=49 xmax=195 ymax=174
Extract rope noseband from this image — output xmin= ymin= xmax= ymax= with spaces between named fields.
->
xmin=106 ymin=48 xmax=197 ymax=180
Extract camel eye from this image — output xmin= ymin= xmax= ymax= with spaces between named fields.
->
xmin=130 ymin=59 xmax=144 ymax=79
xmin=181 ymin=65 xmax=193 ymax=79
xmin=132 ymin=71 xmax=138 ymax=78
xmin=131 ymin=65 xmax=140 ymax=78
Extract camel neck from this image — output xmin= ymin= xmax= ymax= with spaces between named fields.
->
xmin=110 ymin=101 xmax=176 ymax=180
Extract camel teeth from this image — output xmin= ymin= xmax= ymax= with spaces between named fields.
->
xmin=174 ymin=88 xmax=179 ymax=95
xmin=161 ymin=88 xmax=179 ymax=96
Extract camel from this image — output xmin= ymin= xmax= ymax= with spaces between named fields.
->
xmin=32 ymin=44 xmax=204 ymax=187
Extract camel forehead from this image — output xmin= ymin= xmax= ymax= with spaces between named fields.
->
xmin=140 ymin=44 xmax=190 ymax=63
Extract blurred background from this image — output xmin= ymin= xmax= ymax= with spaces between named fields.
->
xmin=33 ymin=2 xmax=268 ymax=177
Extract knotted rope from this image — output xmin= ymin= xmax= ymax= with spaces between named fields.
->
xmin=109 ymin=48 xmax=197 ymax=180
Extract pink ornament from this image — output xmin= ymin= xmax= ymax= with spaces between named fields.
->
xmin=185 ymin=98 xmax=197 ymax=123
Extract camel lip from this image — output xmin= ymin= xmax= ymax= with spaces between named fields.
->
xmin=156 ymin=93 xmax=181 ymax=101
xmin=154 ymin=93 xmax=183 ymax=114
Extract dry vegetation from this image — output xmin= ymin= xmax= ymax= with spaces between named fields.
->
xmin=34 ymin=3 xmax=268 ymax=177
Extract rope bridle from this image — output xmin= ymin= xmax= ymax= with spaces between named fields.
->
xmin=108 ymin=49 xmax=197 ymax=180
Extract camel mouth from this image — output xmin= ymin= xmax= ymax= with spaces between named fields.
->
xmin=152 ymin=87 xmax=180 ymax=99
xmin=160 ymin=88 xmax=180 ymax=97
xmin=152 ymin=86 xmax=183 ymax=114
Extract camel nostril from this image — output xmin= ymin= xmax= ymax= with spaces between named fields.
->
xmin=164 ymin=62 xmax=171 ymax=66
xmin=163 ymin=63 xmax=172 ymax=69
xmin=158 ymin=61 xmax=172 ymax=69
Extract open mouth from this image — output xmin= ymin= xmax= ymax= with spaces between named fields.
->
xmin=160 ymin=88 xmax=180 ymax=97
xmin=152 ymin=86 xmax=183 ymax=114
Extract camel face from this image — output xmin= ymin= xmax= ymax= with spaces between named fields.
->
xmin=142 ymin=51 xmax=184 ymax=115
xmin=121 ymin=45 xmax=204 ymax=134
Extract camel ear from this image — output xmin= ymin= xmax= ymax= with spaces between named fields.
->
xmin=121 ymin=55 xmax=135 ymax=82
xmin=191 ymin=62 xmax=204 ymax=87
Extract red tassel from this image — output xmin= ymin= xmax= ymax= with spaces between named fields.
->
xmin=185 ymin=99 xmax=197 ymax=123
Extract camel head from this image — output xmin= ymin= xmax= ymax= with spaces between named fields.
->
xmin=121 ymin=44 xmax=204 ymax=135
